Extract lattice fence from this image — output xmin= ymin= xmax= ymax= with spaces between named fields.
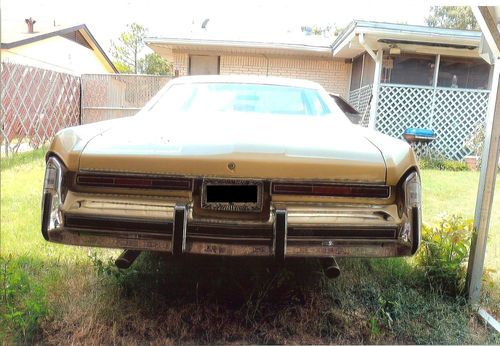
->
xmin=81 ymin=74 xmax=171 ymax=124
xmin=348 ymin=84 xmax=373 ymax=126
xmin=376 ymin=84 xmax=489 ymax=160
xmin=1 ymin=62 xmax=80 ymax=155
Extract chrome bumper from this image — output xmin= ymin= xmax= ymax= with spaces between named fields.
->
xmin=44 ymin=192 xmax=420 ymax=258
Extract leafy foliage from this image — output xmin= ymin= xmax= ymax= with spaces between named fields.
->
xmin=139 ymin=53 xmax=172 ymax=75
xmin=110 ymin=23 xmax=171 ymax=75
xmin=110 ymin=23 xmax=147 ymax=74
xmin=419 ymin=153 xmax=469 ymax=171
xmin=417 ymin=215 xmax=473 ymax=295
xmin=1 ymin=255 xmax=48 ymax=344
xmin=113 ymin=61 xmax=133 ymax=74
xmin=426 ymin=6 xmax=479 ymax=30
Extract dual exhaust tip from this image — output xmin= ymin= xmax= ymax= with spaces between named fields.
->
xmin=322 ymin=257 xmax=341 ymax=279
xmin=115 ymin=250 xmax=141 ymax=269
xmin=115 ymin=250 xmax=341 ymax=279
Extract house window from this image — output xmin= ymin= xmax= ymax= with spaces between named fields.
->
xmin=437 ymin=57 xmax=490 ymax=89
xmin=189 ymin=55 xmax=220 ymax=75
xmin=382 ymin=54 xmax=435 ymax=86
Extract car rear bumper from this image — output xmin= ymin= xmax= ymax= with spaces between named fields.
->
xmin=45 ymin=192 xmax=420 ymax=258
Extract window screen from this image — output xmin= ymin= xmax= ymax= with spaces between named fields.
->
xmin=437 ymin=57 xmax=490 ymax=89
xmin=383 ymin=54 xmax=436 ymax=86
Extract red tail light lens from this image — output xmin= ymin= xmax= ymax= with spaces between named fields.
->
xmin=272 ymin=183 xmax=389 ymax=198
xmin=77 ymin=174 xmax=192 ymax=190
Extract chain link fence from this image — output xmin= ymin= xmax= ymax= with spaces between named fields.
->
xmin=81 ymin=74 xmax=171 ymax=124
xmin=1 ymin=62 xmax=81 ymax=155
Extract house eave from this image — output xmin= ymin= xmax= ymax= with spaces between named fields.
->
xmin=333 ymin=20 xmax=482 ymax=59
xmin=146 ymin=37 xmax=333 ymax=58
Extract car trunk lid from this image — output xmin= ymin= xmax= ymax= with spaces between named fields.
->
xmin=78 ymin=113 xmax=387 ymax=183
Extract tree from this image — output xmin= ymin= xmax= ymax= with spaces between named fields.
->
xmin=110 ymin=23 xmax=171 ymax=75
xmin=138 ymin=53 xmax=171 ymax=75
xmin=110 ymin=23 xmax=147 ymax=74
xmin=425 ymin=6 xmax=479 ymax=30
xmin=113 ymin=61 xmax=133 ymax=74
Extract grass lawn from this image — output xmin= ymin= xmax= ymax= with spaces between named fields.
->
xmin=1 ymin=150 xmax=499 ymax=344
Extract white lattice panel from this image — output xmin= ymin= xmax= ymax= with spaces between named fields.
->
xmin=1 ymin=62 xmax=80 ymax=154
xmin=432 ymin=88 xmax=489 ymax=159
xmin=348 ymin=85 xmax=372 ymax=126
xmin=375 ymin=84 xmax=489 ymax=160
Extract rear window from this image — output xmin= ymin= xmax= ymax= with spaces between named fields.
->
xmin=149 ymin=82 xmax=331 ymax=116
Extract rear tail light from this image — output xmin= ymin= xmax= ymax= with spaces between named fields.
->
xmin=400 ymin=170 xmax=422 ymax=254
xmin=41 ymin=156 xmax=65 ymax=239
xmin=404 ymin=172 xmax=421 ymax=209
xmin=272 ymin=183 xmax=390 ymax=198
xmin=77 ymin=174 xmax=192 ymax=190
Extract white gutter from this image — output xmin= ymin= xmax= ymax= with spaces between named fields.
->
xmin=146 ymin=37 xmax=332 ymax=55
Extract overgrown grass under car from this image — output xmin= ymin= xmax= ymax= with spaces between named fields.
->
xmin=1 ymin=150 xmax=499 ymax=344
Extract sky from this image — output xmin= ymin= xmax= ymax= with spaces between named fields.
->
xmin=0 ymin=0 xmax=482 ymax=54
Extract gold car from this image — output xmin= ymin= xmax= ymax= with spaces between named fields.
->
xmin=41 ymin=75 xmax=421 ymax=275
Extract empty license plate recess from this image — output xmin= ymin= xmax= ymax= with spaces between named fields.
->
xmin=201 ymin=179 xmax=263 ymax=212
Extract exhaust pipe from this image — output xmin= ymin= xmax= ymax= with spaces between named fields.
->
xmin=322 ymin=257 xmax=341 ymax=279
xmin=115 ymin=250 xmax=141 ymax=269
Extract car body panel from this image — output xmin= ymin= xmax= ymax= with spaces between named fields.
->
xmin=76 ymin=113 xmax=387 ymax=183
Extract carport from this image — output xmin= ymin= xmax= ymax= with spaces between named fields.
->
xmin=467 ymin=5 xmax=500 ymax=332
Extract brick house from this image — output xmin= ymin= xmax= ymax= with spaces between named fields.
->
xmin=146 ymin=21 xmax=493 ymax=159
xmin=147 ymin=35 xmax=351 ymax=97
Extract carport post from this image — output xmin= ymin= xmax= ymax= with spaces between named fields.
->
xmin=466 ymin=6 xmax=500 ymax=306
xmin=367 ymin=50 xmax=383 ymax=130
xmin=466 ymin=57 xmax=500 ymax=305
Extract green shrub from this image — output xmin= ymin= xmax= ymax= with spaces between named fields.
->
xmin=440 ymin=160 xmax=469 ymax=171
xmin=417 ymin=215 xmax=473 ymax=296
xmin=419 ymin=156 xmax=469 ymax=171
